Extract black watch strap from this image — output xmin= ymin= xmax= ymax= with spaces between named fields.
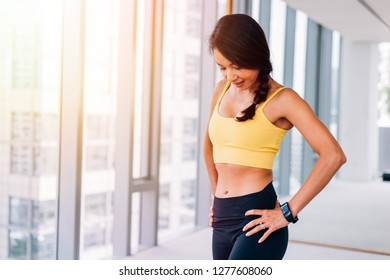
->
xmin=280 ymin=202 xmax=298 ymax=224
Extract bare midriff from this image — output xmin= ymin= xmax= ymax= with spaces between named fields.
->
xmin=214 ymin=163 xmax=273 ymax=198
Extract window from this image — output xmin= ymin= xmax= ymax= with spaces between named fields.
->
xmin=245 ymin=1 xmax=286 ymax=191
xmin=7 ymin=198 xmax=56 ymax=259
xmin=31 ymin=233 xmax=55 ymax=259
xmin=180 ymin=180 xmax=196 ymax=225
xmin=133 ymin=0 xmax=147 ymax=179
xmin=158 ymin=184 xmax=170 ymax=230
xmin=183 ymin=118 xmax=197 ymax=137
xmin=159 ymin=0 xmax=202 ymax=242
xmin=33 ymin=146 xmax=58 ymax=176
xmin=86 ymin=115 xmax=112 ymax=141
xmin=269 ymin=0 xmax=286 ymax=82
xmin=11 ymin=16 xmax=42 ymax=90
xmin=185 ymin=55 xmax=200 ymax=74
xmin=9 ymin=198 xmax=29 ymax=227
xmin=83 ymin=225 xmax=106 ymax=249
xmin=182 ymin=142 xmax=197 ymax=161
xmin=80 ymin=0 xmax=119 ymax=259
xmin=10 ymin=145 xmax=32 ymax=175
xmin=184 ymin=77 xmax=199 ymax=99
xmin=378 ymin=43 xmax=390 ymax=125
xmin=160 ymin=143 xmax=172 ymax=164
xmin=8 ymin=231 xmax=28 ymax=260
xmin=32 ymin=200 xmax=56 ymax=229
xmin=1 ymin=0 xmax=62 ymax=258
xmin=83 ymin=193 xmax=111 ymax=250
xmin=11 ymin=113 xmax=34 ymax=140
xmin=330 ymin=31 xmax=341 ymax=138
xmin=34 ymin=113 xmax=59 ymax=141
xmin=290 ymin=10 xmax=308 ymax=194
xmin=85 ymin=146 xmax=109 ymax=171
xmin=186 ymin=16 xmax=201 ymax=38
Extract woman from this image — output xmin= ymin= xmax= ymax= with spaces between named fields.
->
xmin=204 ymin=14 xmax=346 ymax=260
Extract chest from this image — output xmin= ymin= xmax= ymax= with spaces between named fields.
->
xmin=218 ymin=90 xmax=255 ymax=118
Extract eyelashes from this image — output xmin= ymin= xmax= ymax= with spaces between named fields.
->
xmin=219 ymin=66 xmax=240 ymax=71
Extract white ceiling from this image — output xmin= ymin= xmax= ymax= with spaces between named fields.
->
xmin=283 ymin=0 xmax=390 ymax=42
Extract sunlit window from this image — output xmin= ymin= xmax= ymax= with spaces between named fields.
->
xmin=330 ymin=31 xmax=341 ymax=139
xmin=80 ymin=0 xmax=119 ymax=259
xmin=159 ymin=0 xmax=202 ymax=242
xmin=378 ymin=43 xmax=390 ymax=125
xmin=290 ymin=10 xmax=308 ymax=194
xmin=0 ymin=0 xmax=62 ymax=260
xmin=269 ymin=0 xmax=286 ymax=82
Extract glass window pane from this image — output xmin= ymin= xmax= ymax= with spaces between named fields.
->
xmin=31 ymin=232 xmax=55 ymax=259
xmin=330 ymin=31 xmax=341 ymax=139
xmin=158 ymin=0 xmax=202 ymax=242
xmin=32 ymin=200 xmax=56 ymax=229
xmin=268 ymin=0 xmax=287 ymax=191
xmin=269 ymin=0 xmax=286 ymax=82
xmin=180 ymin=180 xmax=196 ymax=225
xmin=290 ymin=10 xmax=308 ymax=194
xmin=158 ymin=184 xmax=170 ymax=233
xmin=133 ymin=0 xmax=147 ymax=179
xmin=215 ymin=0 xmax=227 ymax=84
xmin=0 ymin=0 xmax=62 ymax=260
xmin=8 ymin=231 xmax=29 ymax=260
xmin=9 ymin=198 xmax=29 ymax=227
xmin=80 ymin=0 xmax=119 ymax=259
xmin=131 ymin=192 xmax=141 ymax=255
xmin=378 ymin=43 xmax=390 ymax=125
xmin=250 ymin=0 xmax=261 ymax=20
xmin=217 ymin=0 xmax=226 ymax=18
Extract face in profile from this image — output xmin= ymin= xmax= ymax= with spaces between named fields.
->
xmin=213 ymin=48 xmax=260 ymax=92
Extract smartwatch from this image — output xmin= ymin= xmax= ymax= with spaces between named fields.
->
xmin=280 ymin=202 xmax=299 ymax=224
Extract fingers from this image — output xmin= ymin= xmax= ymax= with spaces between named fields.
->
xmin=244 ymin=221 xmax=276 ymax=243
xmin=243 ymin=206 xmax=284 ymax=243
xmin=244 ymin=222 xmax=267 ymax=237
xmin=209 ymin=206 xmax=214 ymax=228
xmin=258 ymin=229 xmax=272 ymax=243
xmin=242 ymin=218 xmax=262 ymax=232
xmin=245 ymin=209 xmax=263 ymax=216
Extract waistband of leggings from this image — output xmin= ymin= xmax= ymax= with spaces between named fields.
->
xmin=213 ymin=181 xmax=277 ymax=218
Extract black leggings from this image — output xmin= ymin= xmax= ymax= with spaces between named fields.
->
xmin=212 ymin=182 xmax=288 ymax=260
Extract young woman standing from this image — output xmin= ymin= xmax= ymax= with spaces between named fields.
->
xmin=204 ymin=14 xmax=346 ymax=260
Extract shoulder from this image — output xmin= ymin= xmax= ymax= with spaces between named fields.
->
xmin=273 ymin=88 xmax=318 ymax=123
xmin=210 ymin=79 xmax=228 ymax=107
xmin=214 ymin=79 xmax=228 ymax=97
xmin=272 ymin=87 xmax=306 ymax=108
xmin=273 ymin=87 xmax=301 ymax=101
xmin=265 ymin=87 xmax=311 ymax=119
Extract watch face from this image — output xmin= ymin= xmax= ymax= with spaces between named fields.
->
xmin=281 ymin=202 xmax=298 ymax=223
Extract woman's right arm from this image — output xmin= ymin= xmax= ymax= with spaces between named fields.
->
xmin=204 ymin=130 xmax=217 ymax=195
xmin=203 ymin=80 xmax=226 ymax=195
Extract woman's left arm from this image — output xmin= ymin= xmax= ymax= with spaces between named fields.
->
xmin=243 ymin=89 xmax=347 ymax=242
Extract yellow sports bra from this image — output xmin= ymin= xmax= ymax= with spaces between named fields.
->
xmin=208 ymin=81 xmax=288 ymax=169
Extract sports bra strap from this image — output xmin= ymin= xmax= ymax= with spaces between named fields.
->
xmin=217 ymin=80 xmax=231 ymax=104
xmin=259 ymin=87 xmax=285 ymax=108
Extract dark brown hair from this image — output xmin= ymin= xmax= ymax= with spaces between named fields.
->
xmin=209 ymin=14 xmax=272 ymax=121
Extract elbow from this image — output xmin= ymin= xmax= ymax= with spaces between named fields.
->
xmin=333 ymin=148 xmax=347 ymax=169
xmin=340 ymin=152 xmax=347 ymax=166
xmin=320 ymin=147 xmax=346 ymax=170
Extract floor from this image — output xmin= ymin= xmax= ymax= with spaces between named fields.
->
xmin=125 ymin=179 xmax=390 ymax=260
